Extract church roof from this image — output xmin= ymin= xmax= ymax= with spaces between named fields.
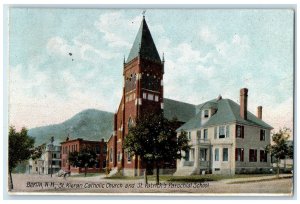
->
xmin=126 ymin=17 xmax=161 ymax=63
xmin=163 ymin=98 xmax=196 ymax=123
xmin=178 ymin=98 xmax=273 ymax=131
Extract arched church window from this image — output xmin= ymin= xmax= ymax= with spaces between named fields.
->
xmin=128 ymin=117 xmax=134 ymax=128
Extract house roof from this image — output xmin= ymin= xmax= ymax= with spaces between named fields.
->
xmin=126 ymin=17 xmax=161 ymax=63
xmin=163 ymin=98 xmax=196 ymax=123
xmin=178 ymin=98 xmax=273 ymax=131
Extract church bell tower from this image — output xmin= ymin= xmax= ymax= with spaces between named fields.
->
xmin=114 ymin=16 xmax=164 ymax=175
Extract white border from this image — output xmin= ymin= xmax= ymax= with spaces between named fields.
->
xmin=1 ymin=0 xmax=299 ymax=202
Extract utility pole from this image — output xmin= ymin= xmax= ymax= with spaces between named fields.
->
xmin=50 ymin=136 xmax=54 ymax=178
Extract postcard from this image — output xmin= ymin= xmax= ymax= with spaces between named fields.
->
xmin=7 ymin=7 xmax=294 ymax=196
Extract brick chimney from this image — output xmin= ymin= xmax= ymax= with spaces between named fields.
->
xmin=240 ymin=88 xmax=248 ymax=120
xmin=257 ymin=106 xmax=262 ymax=119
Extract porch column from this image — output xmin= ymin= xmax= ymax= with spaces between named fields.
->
xmin=194 ymin=146 xmax=200 ymax=168
xmin=179 ymin=150 xmax=185 ymax=167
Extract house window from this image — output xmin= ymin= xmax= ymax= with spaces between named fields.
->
xmin=249 ymin=149 xmax=257 ymax=162
xmin=204 ymin=110 xmax=209 ymax=118
xmin=203 ymin=129 xmax=208 ymax=140
xmin=219 ymin=126 xmax=225 ymax=138
xmin=260 ymin=150 xmax=267 ymax=162
xmin=236 ymin=125 xmax=244 ymax=138
xmin=155 ymin=95 xmax=159 ymax=102
xmin=223 ymin=148 xmax=228 ymax=161
xmin=260 ymin=129 xmax=266 ymax=141
xmin=215 ymin=148 xmax=219 ymax=161
xmin=143 ymin=92 xmax=147 ymax=99
xmin=127 ymin=152 xmax=131 ymax=162
xmin=235 ymin=148 xmax=244 ymax=161
xmin=148 ymin=94 xmax=154 ymax=101
xmin=187 ymin=132 xmax=191 ymax=140
xmin=36 ymin=167 xmax=38 ymax=172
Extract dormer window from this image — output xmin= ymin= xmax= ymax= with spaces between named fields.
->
xmin=204 ymin=110 xmax=209 ymax=118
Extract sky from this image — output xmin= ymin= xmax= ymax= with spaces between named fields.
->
xmin=8 ymin=8 xmax=294 ymax=133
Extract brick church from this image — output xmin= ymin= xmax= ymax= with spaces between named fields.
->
xmin=106 ymin=16 xmax=273 ymax=177
xmin=106 ymin=16 xmax=196 ymax=176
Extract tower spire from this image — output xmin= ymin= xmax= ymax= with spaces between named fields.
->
xmin=125 ymin=15 xmax=161 ymax=63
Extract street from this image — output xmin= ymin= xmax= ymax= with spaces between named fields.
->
xmin=8 ymin=173 xmax=293 ymax=195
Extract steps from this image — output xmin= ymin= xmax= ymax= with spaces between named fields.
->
xmin=173 ymin=166 xmax=198 ymax=176
xmin=107 ymin=168 xmax=119 ymax=177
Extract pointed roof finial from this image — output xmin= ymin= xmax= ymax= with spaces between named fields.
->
xmin=142 ymin=10 xmax=146 ymax=18
xmin=123 ymin=55 xmax=126 ymax=64
xmin=162 ymin=52 xmax=165 ymax=62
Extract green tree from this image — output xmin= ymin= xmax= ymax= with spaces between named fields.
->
xmin=31 ymin=143 xmax=46 ymax=160
xmin=68 ymin=148 xmax=97 ymax=177
xmin=9 ymin=126 xmax=35 ymax=190
xmin=266 ymin=128 xmax=292 ymax=178
xmin=123 ymin=113 xmax=190 ymax=184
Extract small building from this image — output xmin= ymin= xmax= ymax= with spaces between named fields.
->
xmin=174 ymin=88 xmax=273 ymax=176
xmin=60 ymin=138 xmax=107 ymax=174
xmin=28 ymin=142 xmax=61 ymax=175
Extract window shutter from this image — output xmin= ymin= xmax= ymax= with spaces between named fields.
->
xmin=226 ymin=125 xmax=230 ymax=138
xmin=241 ymin=148 xmax=244 ymax=161
xmin=235 ymin=148 xmax=238 ymax=161
xmin=242 ymin=126 xmax=244 ymax=138
xmin=255 ymin=150 xmax=257 ymax=162
xmin=249 ymin=149 xmax=251 ymax=162
xmin=214 ymin=127 xmax=217 ymax=139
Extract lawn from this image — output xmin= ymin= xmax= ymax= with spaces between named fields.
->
xmin=104 ymin=174 xmax=270 ymax=182
xmin=70 ymin=173 xmax=103 ymax=177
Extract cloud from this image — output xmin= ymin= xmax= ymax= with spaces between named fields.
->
xmin=9 ymin=10 xmax=293 ymax=134
xmin=94 ymin=12 xmax=139 ymax=49
xmin=199 ymin=26 xmax=218 ymax=44
xmin=214 ymin=34 xmax=250 ymax=66
xmin=46 ymin=37 xmax=71 ymax=56
xmin=9 ymin=63 xmax=121 ymax=130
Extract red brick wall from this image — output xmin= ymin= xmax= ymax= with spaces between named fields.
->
xmin=61 ymin=139 xmax=107 ymax=174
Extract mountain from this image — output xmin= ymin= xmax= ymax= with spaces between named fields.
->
xmin=28 ymin=109 xmax=114 ymax=146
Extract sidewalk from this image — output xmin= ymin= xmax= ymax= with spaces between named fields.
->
xmin=221 ymin=174 xmax=293 ymax=184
